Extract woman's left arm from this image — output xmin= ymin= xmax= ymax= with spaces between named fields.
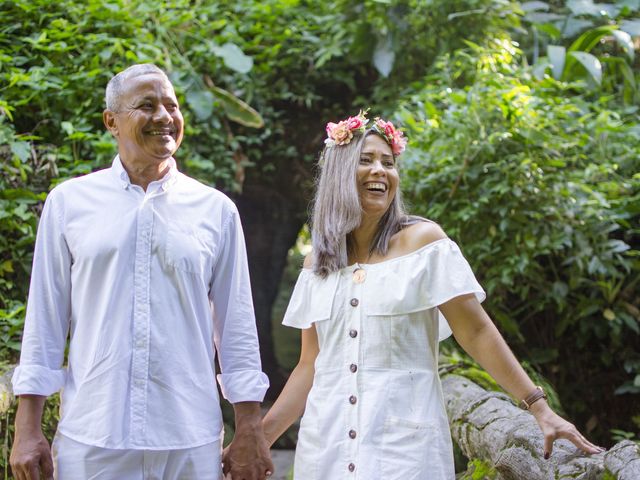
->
xmin=440 ymin=293 xmax=605 ymax=458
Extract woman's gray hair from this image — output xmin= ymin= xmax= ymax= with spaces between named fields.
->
xmin=311 ymin=129 xmax=420 ymax=277
xmin=105 ymin=64 xmax=169 ymax=112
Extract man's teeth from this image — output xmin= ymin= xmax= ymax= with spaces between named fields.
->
xmin=148 ymin=131 xmax=172 ymax=135
xmin=367 ymin=183 xmax=386 ymax=191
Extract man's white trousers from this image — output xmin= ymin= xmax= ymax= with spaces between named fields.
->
xmin=52 ymin=433 xmax=222 ymax=479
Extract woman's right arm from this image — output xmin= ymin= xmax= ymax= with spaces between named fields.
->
xmin=262 ymin=324 xmax=319 ymax=447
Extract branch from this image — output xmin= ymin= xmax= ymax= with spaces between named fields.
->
xmin=442 ymin=374 xmax=640 ymax=479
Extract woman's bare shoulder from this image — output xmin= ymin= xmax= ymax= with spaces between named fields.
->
xmin=397 ymin=220 xmax=448 ymax=252
xmin=303 ymin=251 xmax=314 ymax=269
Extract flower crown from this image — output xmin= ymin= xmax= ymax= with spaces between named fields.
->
xmin=324 ymin=110 xmax=407 ymax=156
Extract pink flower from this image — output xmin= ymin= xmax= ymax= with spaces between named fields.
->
xmin=328 ymin=120 xmax=354 ymax=145
xmin=346 ymin=115 xmax=364 ymax=130
xmin=324 ymin=110 xmax=406 ymax=155
xmin=374 ymin=118 xmax=407 ymax=155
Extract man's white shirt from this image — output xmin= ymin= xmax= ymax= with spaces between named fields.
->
xmin=12 ymin=156 xmax=268 ymax=449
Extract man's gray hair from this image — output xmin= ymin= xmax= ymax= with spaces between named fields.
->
xmin=310 ymin=130 xmax=421 ymax=277
xmin=105 ymin=64 xmax=170 ymax=112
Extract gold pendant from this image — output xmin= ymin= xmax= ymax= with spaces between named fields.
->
xmin=353 ymin=268 xmax=366 ymax=284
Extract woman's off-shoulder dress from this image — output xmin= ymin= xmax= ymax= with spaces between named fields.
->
xmin=283 ymin=238 xmax=486 ymax=480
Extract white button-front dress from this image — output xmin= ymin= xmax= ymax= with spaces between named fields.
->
xmin=282 ymin=238 xmax=486 ymax=480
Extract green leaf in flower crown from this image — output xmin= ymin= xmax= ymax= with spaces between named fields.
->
xmin=210 ymin=86 xmax=264 ymax=129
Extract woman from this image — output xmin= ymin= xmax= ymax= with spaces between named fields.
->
xmin=257 ymin=111 xmax=603 ymax=479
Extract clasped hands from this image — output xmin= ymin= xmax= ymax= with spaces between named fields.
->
xmin=222 ymin=428 xmax=274 ymax=480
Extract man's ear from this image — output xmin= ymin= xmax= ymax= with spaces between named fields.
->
xmin=103 ymin=110 xmax=118 ymax=136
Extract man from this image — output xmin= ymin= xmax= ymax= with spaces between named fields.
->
xmin=10 ymin=64 xmax=274 ymax=480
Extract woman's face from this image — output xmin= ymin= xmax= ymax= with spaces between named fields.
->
xmin=356 ymin=134 xmax=399 ymax=220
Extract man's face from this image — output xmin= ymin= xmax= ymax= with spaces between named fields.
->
xmin=104 ymin=73 xmax=184 ymax=166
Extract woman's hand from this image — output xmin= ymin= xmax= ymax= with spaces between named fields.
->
xmin=530 ymin=401 xmax=605 ymax=459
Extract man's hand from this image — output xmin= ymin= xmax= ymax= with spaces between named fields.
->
xmin=10 ymin=395 xmax=53 ymax=480
xmin=10 ymin=428 xmax=53 ymax=480
xmin=222 ymin=402 xmax=274 ymax=480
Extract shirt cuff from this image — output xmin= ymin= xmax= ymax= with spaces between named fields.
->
xmin=217 ymin=370 xmax=269 ymax=404
xmin=11 ymin=364 xmax=67 ymax=396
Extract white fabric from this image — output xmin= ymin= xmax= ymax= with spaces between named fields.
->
xmin=52 ymin=433 xmax=222 ymax=479
xmin=283 ymin=238 xmax=485 ymax=479
xmin=12 ymin=156 xmax=268 ymax=449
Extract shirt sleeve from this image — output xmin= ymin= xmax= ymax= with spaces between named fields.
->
xmin=12 ymin=189 xmax=71 ymax=396
xmin=211 ymin=204 xmax=269 ymax=404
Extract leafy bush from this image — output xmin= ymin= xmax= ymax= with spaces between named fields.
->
xmin=399 ymin=38 xmax=640 ymax=442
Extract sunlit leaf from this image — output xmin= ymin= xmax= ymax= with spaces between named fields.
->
xmin=548 ymin=45 xmax=566 ymax=79
xmin=10 ymin=141 xmax=30 ymax=162
xmin=521 ymin=1 xmax=550 ymax=12
xmin=373 ymin=34 xmax=395 ymax=77
xmin=525 ymin=12 xmax=565 ymax=24
xmin=561 ymin=18 xmax=594 ymax=38
xmin=568 ymin=51 xmax=602 ymax=84
xmin=61 ymin=121 xmax=74 ymax=136
xmin=212 ymin=43 xmax=253 ymax=74
xmin=568 ymin=25 xmax=616 ymax=53
xmin=612 ymin=29 xmax=635 ymax=61
xmin=567 ymin=0 xmax=620 ymax=17
xmin=211 ymin=86 xmax=264 ymax=128
xmin=620 ymin=19 xmax=640 ymax=36
xmin=185 ymin=90 xmax=215 ymax=120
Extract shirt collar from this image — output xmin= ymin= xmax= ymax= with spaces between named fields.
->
xmin=111 ymin=155 xmax=179 ymax=191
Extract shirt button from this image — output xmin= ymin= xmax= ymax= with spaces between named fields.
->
xmin=350 ymin=298 xmax=359 ymax=307
xmin=350 ymin=364 xmax=358 ymax=373
xmin=348 ymin=429 xmax=357 ymax=439
xmin=348 ymin=463 xmax=356 ymax=472
xmin=349 ymin=395 xmax=357 ymax=405
xmin=349 ymin=329 xmax=358 ymax=338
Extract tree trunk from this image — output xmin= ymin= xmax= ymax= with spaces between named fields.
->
xmin=442 ymin=374 xmax=640 ymax=479
xmin=234 ymin=184 xmax=308 ymax=400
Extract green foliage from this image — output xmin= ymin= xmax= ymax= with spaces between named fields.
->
xmin=458 ymin=458 xmax=499 ymax=480
xmin=399 ymin=38 xmax=640 ymax=441
xmin=439 ymin=350 xmax=565 ymax=413
xmin=0 ymin=0 xmax=523 ymax=359
xmin=1 ymin=378 xmax=59 ymax=478
xmin=519 ymin=0 xmax=640 ymax=102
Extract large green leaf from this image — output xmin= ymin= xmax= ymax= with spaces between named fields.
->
xmin=620 ymin=19 xmax=640 ymax=36
xmin=210 ymin=86 xmax=263 ymax=128
xmin=567 ymin=0 xmax=620 ymax=18
xmin=372 ymin=34 xmax=395 ymax=78
xmin=10 ymin=141 xmax=31 ymax=163
xmin=568 ymin=25 xmax=617 ymax=53
xmin=568 ymin=51 xmax=602 ymax=84
xmin=547 ymin=45 xmax=566 ymax=79
xmin=520 ymin=1 xmax=550 ymax=12
xmin=612 ymin=29 xmax=635 ymax=62
xmin=561 ymin=18 xmax=594 ymax=38
xmin=211 ymin=43 xmax=253 ymax=74
xmin=185 ymin=90 xmax=215 ymax=121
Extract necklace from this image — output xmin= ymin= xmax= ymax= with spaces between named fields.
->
xmin=353 ymin=265 xmax=366 ymax=284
